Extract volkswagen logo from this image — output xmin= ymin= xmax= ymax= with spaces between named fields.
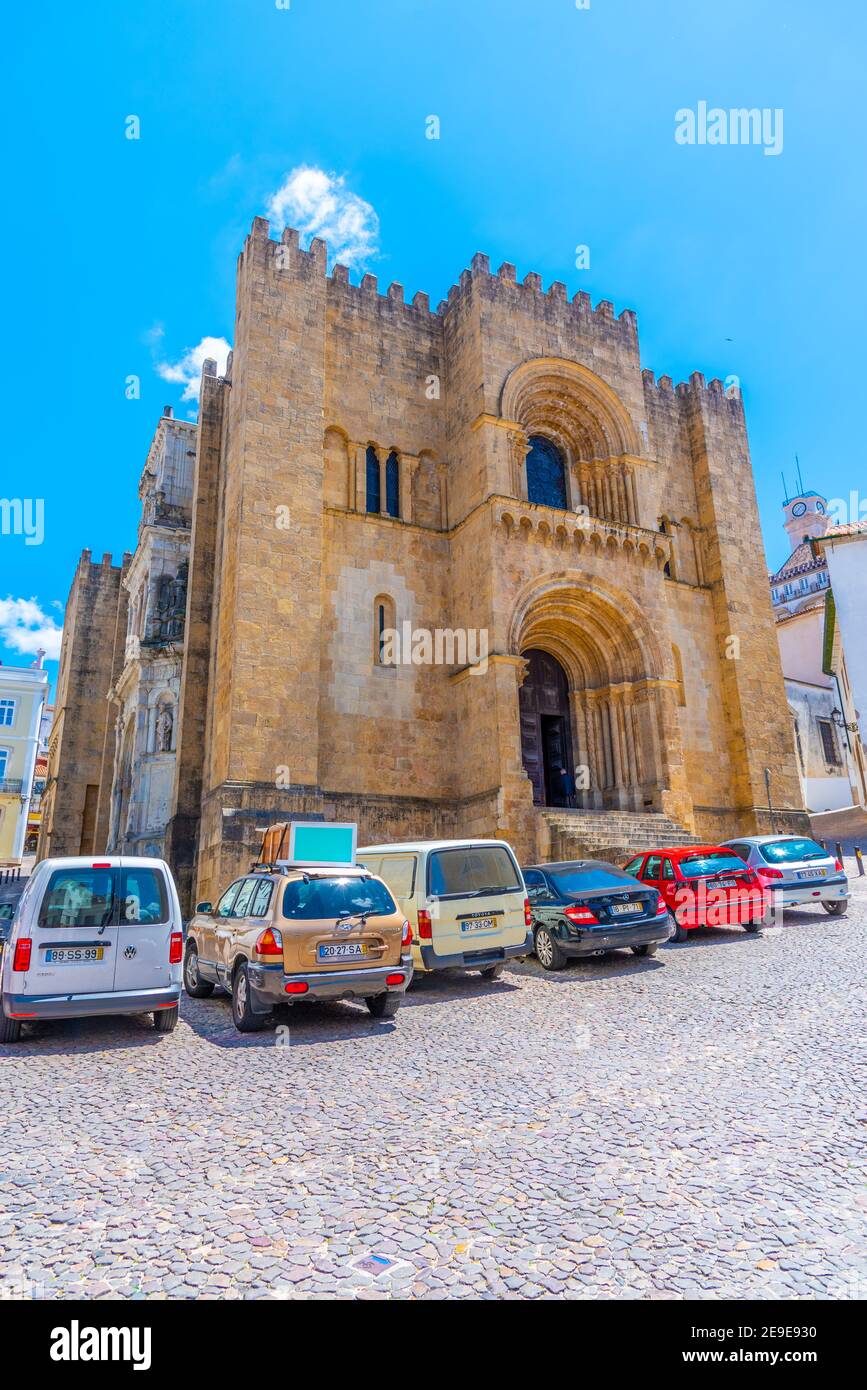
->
xmin=124 ymin=945 xmax=137 ymax=960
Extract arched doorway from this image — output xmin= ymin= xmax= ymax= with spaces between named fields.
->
xmin=519 ymin=649 xmax=574 ymax=807
xmin=510 ymin=577 xmax=688 ymax=816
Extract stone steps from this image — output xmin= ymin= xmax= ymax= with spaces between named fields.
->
xmin=540 ymin=809 xmax=704 ymax=862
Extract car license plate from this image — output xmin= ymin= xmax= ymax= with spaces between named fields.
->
xmin=609 ymin=902 xmax=643 ymax=916
xmin=317 ymin=942 xmax=366 ymax=961
xmin=797 ymin=869 xmax=824 ymax=880
xmin=44 ymin=946 xmax=105 ymax=964
xmin=461 ymin=917 xmax=496 ymax=932
xmin=715 ymin=879 xmax=737 ymax=888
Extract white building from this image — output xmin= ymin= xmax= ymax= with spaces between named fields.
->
xmin=809 ymin=520 xmax=867 ymax=810
xmin=769 ymin=491 xmax=861 ymax=812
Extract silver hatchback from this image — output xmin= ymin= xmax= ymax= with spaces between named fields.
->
xmin=722 ymin=835 xmax=849 ymax=916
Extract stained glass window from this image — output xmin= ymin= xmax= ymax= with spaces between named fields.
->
xmin=386 ymin=450 xmax=400 ymax=518
xmin=366 ymin=446 xmax=381 ymax=513
xmin=526 ymin=435 xmax=567 ymax=509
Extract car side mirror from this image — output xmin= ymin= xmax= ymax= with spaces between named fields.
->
xmin=195 ymin=901 xmax=213 ymax=915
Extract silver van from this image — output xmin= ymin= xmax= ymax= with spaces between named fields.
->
xmin=0 ymin=856 xmax=183 ymax=1043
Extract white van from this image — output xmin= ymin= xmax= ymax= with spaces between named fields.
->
xmin=357 ymin=839 xmax=532 ymax=980
xmin=0 ymin=857 xmax=183 ymax=1043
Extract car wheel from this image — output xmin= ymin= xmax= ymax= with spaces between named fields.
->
xmin=631 ymin=943 xmax=658 ymax=957
xmin=231 ymin=963 xmax=268 ymax=1032
xmin=667 ymin=913 xmax=688 ymax=943
xmin=0 ymin=1013 xmax=22 ymax=1043
xmin=479 ymin=964 xmax=504 ymax=980
xmin=366 ymin=993 xmax=401 ymax=1019
xmin=744 ymin=922 xmax=762 ymax=934
xmin=153 ymin=1005 xmax=179 ymax=1033
xmin=822 ymin=900 xmax=847 ymax=916
xmin=535 ymin=926 xmax=567 ymax=971
xmin=184 ymin=945 xmax=214 ymax=999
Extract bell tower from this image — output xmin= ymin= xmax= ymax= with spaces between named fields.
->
xmin=783 ymin=490 xmax=830 ymax=551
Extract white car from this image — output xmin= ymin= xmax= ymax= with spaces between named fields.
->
xmin=0 ymin=856 xmax=183 ymax=1043
xmin=721 ymin=835 xmax=849 ymax=916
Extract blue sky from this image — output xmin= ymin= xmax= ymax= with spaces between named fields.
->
xmin=2 ymin=0 xmax=864 ymax=694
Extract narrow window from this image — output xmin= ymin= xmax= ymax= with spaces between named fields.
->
xmin=374 ymin=594 xmax=397 ymax=667
xmin=526 ymin=436 xmax=567 ymax=509
xmin=0 ymin=699 xmax=16 ymax=727
xmin=386 ymin=451 xmax=400 ymax=518
xmin=366 ymin=446 xmax=381 ymax=514
xmin=817 ymin=718 xmax=841 ymax=767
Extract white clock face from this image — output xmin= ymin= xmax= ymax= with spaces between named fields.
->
xmin=816 ymin=501 xmax=825 ymax=514
xmin=792 ymin=502 xmax=807 ymax=517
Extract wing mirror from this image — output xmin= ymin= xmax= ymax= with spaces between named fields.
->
xmin=195 ymin=901 xmax=213 ymax=915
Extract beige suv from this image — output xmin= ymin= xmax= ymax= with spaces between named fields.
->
xmin=184 ymin=865 xmax=413 ymax=1032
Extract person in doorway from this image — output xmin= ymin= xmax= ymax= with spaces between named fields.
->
xmin=558 ymin=767 xmax=576 ymax=808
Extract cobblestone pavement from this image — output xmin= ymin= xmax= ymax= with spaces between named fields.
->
xmin=2 ymin=881 xmax=865 ymax=1300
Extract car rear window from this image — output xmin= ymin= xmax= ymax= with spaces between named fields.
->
xmin=38 ymin=868 xmax=114 ymax=929
xmin=757 ymin=838 xmax=829 ymax=864
xmin=550 ymin=866 xmax=633 ymax=894
xmin=118 ymin=868 xmax=168 ymax=925
xmin=677 ymin=853 xmax=747 ymax=879
xmin=282 ymin=875 xmax=397 ymax=920
xmin=428 ymin=846 xmax=521 ymax=899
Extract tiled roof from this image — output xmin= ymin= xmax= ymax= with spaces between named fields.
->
xmin=769 ymin=540 xmax=826 ymax=582
xmin=821 ymin=520 xmax=867 ymax=539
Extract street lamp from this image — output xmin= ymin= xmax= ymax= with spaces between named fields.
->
xmin=831 ymin=707 xmax=859 ymax=735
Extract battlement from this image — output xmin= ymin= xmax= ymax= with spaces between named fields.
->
xmin=241 ymin=217 xmax=640 ymax=336
xmin=642 ymin=367 xmax=744 ymax=412
xmin=435 ymin=250 xmax=639 ymax=344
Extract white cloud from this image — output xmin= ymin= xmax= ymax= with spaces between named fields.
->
xmin=0 ymin=597 xmax=63 ymax=661
xmin=265 ymin=166 xmax=379 ymax=269
xmin=156 ymin=335 xmax=232 ymax=403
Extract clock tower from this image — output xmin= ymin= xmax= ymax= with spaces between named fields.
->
xmin=783 ymin=490 xmax=830 ymax=551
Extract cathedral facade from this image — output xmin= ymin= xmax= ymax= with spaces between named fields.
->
xmin=42 ymin=218 xmax=808 ymax=906
xmin=157 ymin=218 xmax=806 ymax=908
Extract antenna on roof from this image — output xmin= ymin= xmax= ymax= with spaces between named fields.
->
xmin=781 ymin=470 xmax=789 ymax=504
xmin=795 ymin=454 xmax=805 ymax=495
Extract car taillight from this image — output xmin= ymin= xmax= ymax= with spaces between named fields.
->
xmin=757 ymin=867 xmax=784 ymax=880
xmin=564 ymin=905 xmax=599 ymax=925
xmin=284 ymin=981 xmax=308 ymax=994
xmin=418 ymin=910 xmax=432 ymax=940
xmin=524 ymin=897 xmax=532 ymax=928
xmin=834 ymin=858 xmax=843 ymax=872
xmin=655 ymin=897 xmax=668 ymax=914
xmin=255 ymin=927 xmax=283 ymax=957
xmin=12 ymin=938 xmax=31 ymax=972
xmin=386 ymin=972 xmax=405 ymax=986
xmin=401 ymin=919 xmax=412 ymax=947
xmin=92 ymin=862 xmax=111 ymax=869
xmin=169 ymin=932 xmax=183 ymax=964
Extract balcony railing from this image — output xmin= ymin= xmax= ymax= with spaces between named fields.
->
xmin=0 ymin=779 xmax=24 ymax=795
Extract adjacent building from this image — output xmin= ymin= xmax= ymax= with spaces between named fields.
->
xmin=105 ymin=411 xmax=194 ymax=855
xmin=809 ymin=521 xmax=867 ymax=809
xmin=38 ymin=552 xmax=130 ymax=859
xmin=769 ymin=492 xmax=865 ymax=811
xmin=0 ymin=658 xmax=49 ymax=864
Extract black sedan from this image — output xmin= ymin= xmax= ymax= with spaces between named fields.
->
xmin=522 ymin=860 xmax=673 ymax=970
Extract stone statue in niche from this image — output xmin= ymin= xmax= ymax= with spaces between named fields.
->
xmin=154 ymin=561 xmax=188 ymax=641
xmin=155 ymin=703 xmax=174 ymax=753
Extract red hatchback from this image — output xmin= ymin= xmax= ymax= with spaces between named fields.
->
xmin=622 ymin=846 xmax=766 ymax=941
